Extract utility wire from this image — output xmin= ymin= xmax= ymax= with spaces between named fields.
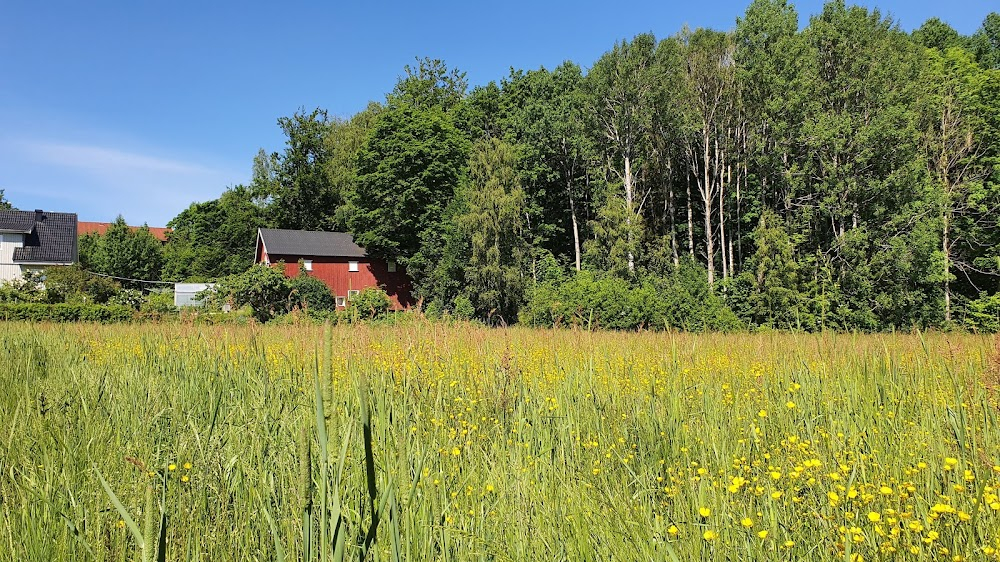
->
xmin=83 ymin=270 xmax=177 ymax=285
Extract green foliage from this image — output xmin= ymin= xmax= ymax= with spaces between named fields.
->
xmin=289 ymin=270 xmax=335 ymax=313
xmin=351 ymin=287 xmax=391 ymax=319
xmin=77 ymin=233 xmax=100 ymax=271
xmin=970 ymin=12 xmax=1000 ymax=69
xmin=209 ymin=264 xmax=294 ymax=323
xmin=451 ymin=294 xmax=475 ymax=321
xmin=656 ymin=261 xmax=743 ymax=332
xmin=0 ymin=273 xmax=45 ymax=303
xmin=351 ymin=103 xmax=469 ymax=293
xmin=0 ymin=188 xmax=12 ymax=210
xmin=520 ymin=269 xmax=741 ymax=332
xmin=148 ymin=4 xmax=1000 ymax=333
xmin=42 ymin=265 xmax=121 ymax=304
xmin=912 ymin=18 xmax=964 ymax=51
xmin=254 ymin=109 xmax=342 ymax=231
xmin=964 ymin=292 xmax=1000 ymax=332
xmin=140 ymin=291 xmax=177 ymax=315
xmin=85 ymin=216 xmax=165 ymax=286
xmin=109 ymin=288 xmax=144 ymax=310
xmin=499 ymin=62 xmax=596 ymax=270
xmin=163 ymin=185 xmax=268 ymax=281
xmin=743 ymin=211 xmax=803 ymax=328
xmin=423 ymin=300 xmax=444 ymax=320
xmin=0 ymin=302 xmax=132 ymax=322
xmin=457 ymin=139 xmax=529 ymax=322
xmin=391 ymin=57 xmax=468 ymax=112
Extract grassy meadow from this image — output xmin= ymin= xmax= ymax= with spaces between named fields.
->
xmin=2 ymin=322 xmax=1000 ymax=561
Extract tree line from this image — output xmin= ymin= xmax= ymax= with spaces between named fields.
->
xmin=96 ymin=1 xmax=1000 ymax=330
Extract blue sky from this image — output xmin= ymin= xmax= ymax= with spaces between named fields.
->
xmin=0 ymin=0 xmax=993 ymax=226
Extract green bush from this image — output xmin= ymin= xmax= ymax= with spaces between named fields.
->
xmin=109 ymin=288 xmax=144 ymax=309
xmin=520 ymin=267 xmax=742 ymax=332
xmin=141 ymin=291 xmax=177 ymax=314
xmin=452 ymin=294 xmax=475 ymax=321
xmin=424 ymin=300 xmax=444 ymax=320
xmin=352 ymin=287 xmax=391 ymax=319
xmin=289 ymin=274 xmax=335 ymax=312
xmin=964 ymin=292 xmax=1000 ymax=333
xmin=0 ymin=275 xmax=45 ymax=303
xmin=42 ymin=265 xmax=120 ymax=304
xmin=207 ymin=264 xmax=294 ymax=322
xmin=0 ymin=302 xmax=133 ymax=323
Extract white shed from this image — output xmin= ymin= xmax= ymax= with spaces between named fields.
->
xmin=174 ymin=283 xmax=214 ymax=307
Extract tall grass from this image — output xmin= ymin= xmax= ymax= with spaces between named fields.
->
xmin=1 ymin=322 xmax=998 ymax=560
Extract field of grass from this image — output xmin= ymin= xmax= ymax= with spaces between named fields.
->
xmin=2 ymin=322 xmax=1000 ymax=561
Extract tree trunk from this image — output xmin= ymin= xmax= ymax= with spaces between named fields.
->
xmin=624 ymin=155 xmax=635 ymax=274
xmin=686 ymin=174 xmax=695 ymax=260
xmin=943 ymin=210 xmax=951 ymax=323
xmin=719 ymin=154 xmax=728 ymax=281
xmin=669 ymin=177 xmax=679 ymax=267
xmin=703 ymin=129 xmax=715 ymax=286
xmin=569 ymin=190 xmax=581 ymax=272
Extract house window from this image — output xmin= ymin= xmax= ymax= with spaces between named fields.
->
xmin=387 ymin=260 xmax=397 ymax=273
xmin=349 ymin=261 xmax=359 ymax=272
xmin=303 ymin=259 xmax=313 ymax=271
xmin=348 ymin=289 xmax=360 ymax=301
xmin=336 ymin=296 xmax=346 ymax=307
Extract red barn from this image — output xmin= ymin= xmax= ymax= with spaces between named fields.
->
xmin=255 ymin=228 xmax=414 ymax=310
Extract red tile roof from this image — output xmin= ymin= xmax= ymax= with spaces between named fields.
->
xmin=78 ymin=221 xmax=171 ymax=242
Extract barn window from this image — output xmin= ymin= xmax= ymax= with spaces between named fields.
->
xmin=303 ymin=259 xmax=313 ymax=271
xmin=336 ymin=296 xmax=346 ymax=307
xmin=349 ymin=261 xmax=359 ymax=272
xmin=387 ymin=260 xmax=397 ymax=273
xmin=348 ymin=289 xmax=360 ymax=301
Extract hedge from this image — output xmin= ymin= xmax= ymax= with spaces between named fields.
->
xmin=0 ymin=302 xmax=134 ymax=323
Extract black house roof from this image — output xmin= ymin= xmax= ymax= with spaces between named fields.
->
xmin=257 ymin=228 xmax=367 ymax=258
xmin=0 ymin=209 xmax=78 ymax=264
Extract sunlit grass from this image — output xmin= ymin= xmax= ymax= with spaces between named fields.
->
xmin=2 ymin=322 xmax=999 ymax=560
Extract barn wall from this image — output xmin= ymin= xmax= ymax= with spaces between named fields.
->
xmin=266 ymin=254 xmax=414 ymax=310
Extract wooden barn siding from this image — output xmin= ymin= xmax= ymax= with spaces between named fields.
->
xmin=267 ymin=254 xmax=414 ymax=310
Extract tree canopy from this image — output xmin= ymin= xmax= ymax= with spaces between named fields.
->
xmin=148 ymin=3 xmax=1000 ymax=331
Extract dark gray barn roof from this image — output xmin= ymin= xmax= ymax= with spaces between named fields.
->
xmin=0 ymin=209 xmax=78 ymax=264
xmin=258 ymin=228 xmax=367 ymax=258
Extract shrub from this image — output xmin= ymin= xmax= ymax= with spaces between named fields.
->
xmin=42 ymin=265 xmax=120 ymax=304
xmin=452 ymin=294 xmax=475 ymax=321
xmin=424 ymin=300 xmax=444 ymax=320
xmin=207 ymin=264 xmax=294 ymax=322
xmin=964 ymin=292 xmax=1000 ymax=333
xmin=109 ymin=288 xmax=145 ymax=310
xmin=352 ymin=287 xmax=391 ymax=319
xmin=0 ymin=302 xmax=133 ymax=323
xmin=0 ymin=275 xmax=45 ymax=303
xmin=289 ymin=274 xmax=335 ymax=312
xmin=141 ymin=291 xmax=177 ymax=314
xmin=521 ymin=267 xmax=742 ymax=332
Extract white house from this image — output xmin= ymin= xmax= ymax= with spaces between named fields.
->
xmin=0 ymin=209 xmax=78 ymax=282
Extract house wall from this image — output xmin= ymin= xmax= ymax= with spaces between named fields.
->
xmin=265 ymin=254 xmax=414 ymax=310
xmin=0 ymin=233 xmax=26 ymax=282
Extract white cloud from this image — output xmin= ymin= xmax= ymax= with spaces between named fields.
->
xmin=2 ymin=139 xmax=245 ymax=225
xmin=19 ymin=142 xmax=216 ymax=176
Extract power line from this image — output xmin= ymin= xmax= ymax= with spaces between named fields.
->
xmin=83 ymin=270 xmax=176 ymax=286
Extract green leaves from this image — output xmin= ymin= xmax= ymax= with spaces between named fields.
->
xmin=457 ymin=138 xmax=529 ymax=323
xmin=85 ymin=216 xmax=165 ymax=286
xmin=351 ymin=102 xmax=469 ymax=292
